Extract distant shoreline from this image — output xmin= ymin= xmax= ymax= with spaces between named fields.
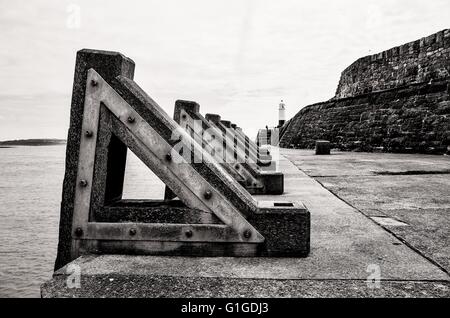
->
xmin=0 ymin=139 xmax=66 ymax=147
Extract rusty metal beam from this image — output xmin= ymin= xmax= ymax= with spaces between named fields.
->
xmin=59 ymin=50 xmax=309 ymax=260
xmin=208 ymin=114 xmax=271 ymax=168
xmin=206 ymin=113 xmax=284 ymax=194
xmin=70 ymin=69 xmax=265 ymax=259
xmin=206 ymin=114 xmax=258 ymax=168
xmin=174 ymin=101 xmax=285 ymax=194
xmin=224 ymin=121 xmax=273 ymax=165
xmin=233 ymin=125 xmax=272 ymax=161
xmin=169 ymin=100 xmax=268 ymax=194
xmin=232 ymin=126 xmax=275 ymax=170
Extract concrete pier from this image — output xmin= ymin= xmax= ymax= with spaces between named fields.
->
xmin=42 ymin=149 xmax=450 ymax=297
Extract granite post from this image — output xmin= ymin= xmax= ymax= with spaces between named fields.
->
xmin=54 ymin=49 xmax=135 ymax=270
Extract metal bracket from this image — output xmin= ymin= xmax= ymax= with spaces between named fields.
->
xmin=205 ymin=113 xmax=284 ymax=195
xmin=233 ymin=126 xmax=272 ymax=162
xmin=55 ymin=49 xmax=309 ymax=268
xmin=174 ymin=101 xmax=264 ymax=190
xmin=71 ymin=69 xmax=265 ymax=258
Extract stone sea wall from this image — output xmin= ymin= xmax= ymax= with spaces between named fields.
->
xmin=279 ymin=29 xmax=450 ymax=154
xmin=335 ymin=29 xmax=450 ymax=99
xmin=280 ymin=80 xmax=450 ymax=153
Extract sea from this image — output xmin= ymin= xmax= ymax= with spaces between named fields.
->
xmin=0 ymin=145 xmax=165 ymax=297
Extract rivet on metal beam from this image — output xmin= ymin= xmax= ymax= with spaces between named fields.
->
xmin=235 ymin=164 xmax=240 ymax=170
xmin=165 ymin=153 xmax=172 ymax=162
xmin=85 ymin=130 xmax=93 ymax=138
xmin=181 ymin=114 xmax=187 ymax=120
xmin=75 ymin=227 xmax=83 ymax=237
xmin=79 ymin=179 xmax=88 ymax=187
xmin=243 ymin=229 xmax=252 ymax=239
xmin=203 ymin=190 xmax=212 ymax=200
xmin=129 ymin=228 xmax=137 ymax=236
xmin=91 ymin=79 xmax=98 ymax=87
xmin=127 ymin=116 xmax=135 ymax=124
xmin=185 ymin=230 xmax=193 ymax=238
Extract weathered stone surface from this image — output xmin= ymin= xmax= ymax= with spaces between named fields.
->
xmin=207 ymin=114 xmax=270 ymax=167
xmin=205 ymin=113 xmax=284 ymax=193
xmin=110 ymin=77 xmax=259 ymax=216
xmin=96 ymin=200 xmax=222 ymax=224
xmin=336 ymin=29 xmax=450 ymax=98
xmin=256 ymin=171 xmax=284 ymax=195
xmin=283 ymin=148 xmax=450 ymax=274
xmin=280 ymin=80 xmax=450 ymax=153
xmin=250 ymin=201 xmax=309 ymax=256
xmin=279 ymin=29 xmax=450 ymax=154
xmin=172 ymin=100 xmax=282 ymax=195
xmin=171 ymin=100 xmax=246 ymax=184
xmin=55 ymin=50 xmax=309 ymax=269
xmin=42 ymin=152 xmax=450 ymax=297
xmin=42 ymin=273 xmax=450 ymax=298
xmin=55 ymin=49 xmax=135 ymax=270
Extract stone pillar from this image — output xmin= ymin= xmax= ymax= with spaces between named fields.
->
xmin=54 ymin=49 xmax=135 ymax=270
xmin=315 ymin=140 xmax=331 ymax=155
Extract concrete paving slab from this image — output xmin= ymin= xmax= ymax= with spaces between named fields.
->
xmin=42 ymin=150 xmax=449 ymax=297
xmin=317 ymin=175 xmax=450 ymax=211
xmin=370 ymin=217 xmax=409 ymax=227
xmin=282 ymin=149 xmax=450 ymax=177
xmin=254 ymin=156 xmax=448 ymax=281
xmin=42 ymin=273 xmax=450 ymax=298
xmin=283 ymin=148 xmax=450 ymax=276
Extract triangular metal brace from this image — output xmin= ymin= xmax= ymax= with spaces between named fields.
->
xmin=70 ymin=69 xmax=264 ymax=258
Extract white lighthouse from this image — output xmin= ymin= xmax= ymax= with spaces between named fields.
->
xmin=278 ymin=100 xmax=286 ymax=127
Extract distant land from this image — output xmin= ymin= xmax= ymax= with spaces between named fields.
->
xmin=0 ymin=139 xmax=66 ymax=147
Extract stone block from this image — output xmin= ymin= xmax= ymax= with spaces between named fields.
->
xmin=55 ymin=51 xmax=309 ymax=266
xmin=55 ymin=49 xmax=135 ymax=271
xmin=255 ymin=171 xmax=284 ymax=195
xmin=171 ymin=100 xmax=281 ymax=195
xmin=315 ymin=140 xmax=331 ymax=155
xmin=250 ymin=201 xmax=310 ymax=257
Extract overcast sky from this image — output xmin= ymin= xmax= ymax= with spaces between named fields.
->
xmin=0 ymin=0 xmax=449 ymax=140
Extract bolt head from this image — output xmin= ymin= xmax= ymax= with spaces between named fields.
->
xmin=185 ymin=230 xmax=193 ymax=238
xmin=91 ymin=79 xmax=98 ymax=87
xmin=165 ymin=153 xmax=172 ymax=162
xmin=235 ymin=164 xmax=240 ymax=170
xmin=181 ymin=114 xmax=187 ymax=120
xmin=203 ymin=190 xmax=212 ymax=200
xmin=127 ymin=116 xmax=135 ymax=123
xmin=243 ymin=229 xmax=252 ymax=239
xmin=79 ymin=179 xmax=88 ymax=187
xmin=85 ymin=130 xmax=93 ymax=138
xmin=75 ymin=227 xmax=83 ymax=237
xmin=129 ymin=228 xmax=137 ymax=236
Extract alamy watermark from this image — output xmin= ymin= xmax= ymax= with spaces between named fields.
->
xmin=66 ymin=3 xmax=81 ymax=29
xmin=366 ymin=264 xmax=381 ymax=289
xmin=167 ymin=112 xmax=280 ymax=165
xmin=66 ymin=263 xmax=81 ymax=289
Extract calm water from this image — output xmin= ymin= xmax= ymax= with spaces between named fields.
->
xmin=0 ymin=145 xmax=165 ymax=297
